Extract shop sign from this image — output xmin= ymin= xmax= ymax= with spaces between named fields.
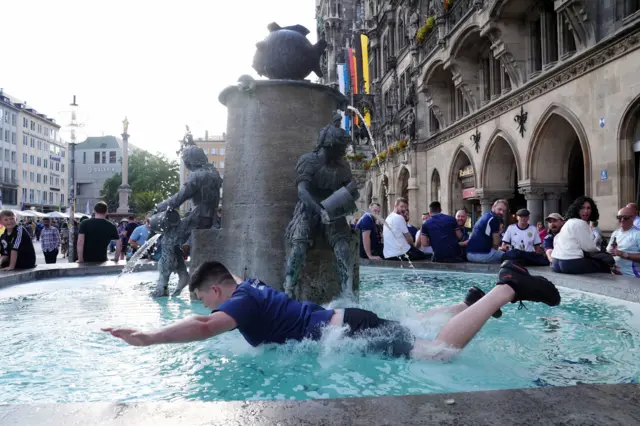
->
xmin=462 ymin=187 xmax=477 ymax=199
xmin=459 ymin=165 xmax=474 ymax=178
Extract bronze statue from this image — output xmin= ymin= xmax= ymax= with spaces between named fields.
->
xmin=150 ymin=129 xmax=222 ymax=297
xmin=284 ymin=117 xmax=359 ymax=298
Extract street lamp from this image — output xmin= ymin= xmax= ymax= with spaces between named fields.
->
xmin=66 ymin=95 xmax=83 ymax=262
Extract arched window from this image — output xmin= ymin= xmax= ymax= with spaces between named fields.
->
xmin=431 ymin=169 xmax=441 ymax=202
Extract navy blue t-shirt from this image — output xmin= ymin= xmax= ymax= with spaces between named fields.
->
xmin=356 ymin=213 xmax=383 ymax=258
xmin=407 ymin=224 xmax=419 ymax=239
xmin=543 ymin=233 xmax=555 ymax=251
xmin=421 ymin=213 xmax=462 ymax=261
xmin=467 ymin=212 xmax=501 ymax=254
xmin=460 ymin=227 xmax=472 ymax=242
xmin=216 ymin=279 xmax=334 ymax=346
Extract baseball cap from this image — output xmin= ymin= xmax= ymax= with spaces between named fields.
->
xmin=545 ymin=213 xmax=563 ymax=221
xmin=516 ymin=208 xmax=530 ymax=217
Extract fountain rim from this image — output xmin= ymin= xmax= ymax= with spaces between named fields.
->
xmin=219 ymin=79 xmax=348 ymax=107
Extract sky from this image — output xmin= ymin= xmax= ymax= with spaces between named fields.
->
xmin=2 ymin=0 xmax=317 ymax=157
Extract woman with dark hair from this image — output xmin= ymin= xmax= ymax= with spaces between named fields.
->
xmin=551 ymin=196 xmax=612 ymax=274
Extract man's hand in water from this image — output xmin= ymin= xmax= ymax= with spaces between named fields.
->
xmin=102 ymin=328 xmax=152 ymax=346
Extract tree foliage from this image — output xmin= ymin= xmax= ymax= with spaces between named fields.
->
xmin=101 ymin=150 xmax=180 ymax=215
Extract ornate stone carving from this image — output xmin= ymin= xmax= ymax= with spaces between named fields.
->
xmin=514 ymin=105 xmax=528 ymax=137
xmin=519 ymin=186 xmax=546 ymax=200
xmin=556 ymin=0 xmax=593 ymax=49
xmin=414 ymin=29 xmax=640 ymax=152
xmin=470 ymin=127 xmax=481 ymax=153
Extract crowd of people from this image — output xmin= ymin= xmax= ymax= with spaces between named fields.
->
xmin=0 ymin=202 xmax=153 ymax=271
xmin=355 ymin=196 xmax=640 ymax=277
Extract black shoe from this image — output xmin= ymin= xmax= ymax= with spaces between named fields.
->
xmin=464 ymin=286 xmax=503 ymax=318
xmin=497 ymin=261 xmax=561 ymax=307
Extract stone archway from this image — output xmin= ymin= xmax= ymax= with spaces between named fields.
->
xmin=527 ymin=104 xmax=591 ymax=214
xmin=431 ymin=169 xmax=441 ymax=203
xmin=618 ymin=95 xmax=640 ymax=206
xmin=396 ymin=167 xmax=410 ymax=200
xmin=449 ymin=146 xmax=478 ymax=216
xmin=481 ymin=130 xmax=525 ymax=215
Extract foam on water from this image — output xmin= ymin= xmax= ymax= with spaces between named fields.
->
xmin=0 ymin=267 xmax=638 ymax=403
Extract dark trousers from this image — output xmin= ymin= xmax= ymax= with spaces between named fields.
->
xmin=503 ymin=249 xmax=550 ymax=266
xmin=551 ymin=257 xmax=610 ymax=274
xmin=43 ymin=249 xmax=58 ymax=264
xmin=386 ymin=246 xmax=431 ymax=261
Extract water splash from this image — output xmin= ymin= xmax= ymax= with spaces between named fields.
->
xmin=120 ymin=233 xmax=161 ymax=276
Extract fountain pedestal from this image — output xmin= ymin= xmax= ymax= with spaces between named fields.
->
xmin=191 ymin=80 xmax=359 ymax=304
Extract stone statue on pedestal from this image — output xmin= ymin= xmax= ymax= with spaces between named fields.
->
xmin=150 ymin=132 xmax=222 ymax=297
xmin=284 ymin=120 xmax=359 ymax=299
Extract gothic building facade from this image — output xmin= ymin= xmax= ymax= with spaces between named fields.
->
xmin=351 ymin=0 xmax=640 ymax=232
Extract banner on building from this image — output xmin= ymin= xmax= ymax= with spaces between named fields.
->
xmin=337 ymin=63 xmax=347 ymax=130
xmin=360 ymin=34 xmax=371 ymax=127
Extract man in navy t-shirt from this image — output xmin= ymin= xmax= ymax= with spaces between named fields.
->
xmin=103 ymin=260 xmax=562 ymax=360
xmin=420 ymin=202 xmax=463 ymax=262
xmin=467 ymin=199 xmax=509 ymax=264
xmin=356 ymin=203 xmax=383 ymax=259
xmin=543 ymin=213 xmax=565 ymax=263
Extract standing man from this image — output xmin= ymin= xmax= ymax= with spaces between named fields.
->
xmin=77 ymin=202 xmax=121 ymax=263
xmin=607 ymin=206 xmax=640 ymax=277
xmin=383 ymin=197 xmax=428 ymax=260
xmin=543 ymin=213 xmax=565 ymax=263
xmin=420 ymin=201 xmax=464 ymax=263
xmin=40 ymin=217 xmax=61 ymax=264
xmin=0 ymin=210 xmax=36 ymax=271
xmin=467 ymin=199 xmax=509 ymax=264
xmin=356 ymin=202 xmax=383 ymax=260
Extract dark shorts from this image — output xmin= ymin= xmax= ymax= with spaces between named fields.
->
xmin=343 ymin=308 xmax=415 ymax=358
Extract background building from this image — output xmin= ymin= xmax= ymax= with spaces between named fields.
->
xmin=179 ymin=131 xmax=225 ymax=212
xmin=73 ymin=135 xmax=134 ymax=213
xmin=0 ymin=92 xmax=19 ymax=209
xmin=324 ymin=0 xmax=640 ymax=233
xmin=1 ymin=91 xmax=66 ymax=212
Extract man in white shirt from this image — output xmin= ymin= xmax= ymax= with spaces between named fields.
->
xmin=501 ymin=209 xmax=542 ymax=253
xmin=501 ymin=208 xmax=549 ymax=266
xmin=383 ymin=197 xmax=429 ymax=260
xmin=607 ymin=206 xmax=640 ymax=277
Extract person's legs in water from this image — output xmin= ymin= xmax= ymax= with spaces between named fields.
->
xmin=410 ymin=261 xmax=560 ymax=360
xmin=417 ymin=286 xmax=502 ymax=319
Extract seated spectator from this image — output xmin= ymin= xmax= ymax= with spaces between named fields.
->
xmin=356 ymin=203 xmax=384 ymax=260
xmin=501 ymin=209 xmax=549 ymax=266
xmin=543 ymin=213 xmax=565 ymax=263
xmin=383 ymin=197 xmax=429 ymax=261
xmin=129 ymin=216 xmax=151 ymax=253
xmin=537 ymin=222 xmax=547 ymax=241
xmin=467 ymin=199 xmax=509 ymax=264
xmin=403 ymin=211 xmax=419 ymax=238
xmin=420 ymin=201 xmax=463 ymax=263
xmin=627 ymin=203 xmax=640 ymax=230
xmin=421 ymin=212 xmax=430 ymax=222
xmin=607 ymin=206 xmax=640 ymax=277
xmin=0 ymin=209 xmax=36 ymax=271
xmin=456 ymin=210 xmax=472 ymax=251
xmin=551 ymin=196 xmax=613 ymax=274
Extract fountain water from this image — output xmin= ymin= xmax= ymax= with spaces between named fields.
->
xmin=346 ymin=105 xmax=421 ymax=273
xmin=120 ymin=233 xmax=161 ymax=275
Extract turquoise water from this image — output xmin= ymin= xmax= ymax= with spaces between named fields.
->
xmin=0 ymin=267 xmax=638 ymax=403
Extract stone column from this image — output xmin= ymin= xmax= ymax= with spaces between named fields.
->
xmin=480 ymin=198 xmax=493 ymax=214
xmin=544 ymin=193 xmax=562 ymax=217
xmin=191 ymin=80 xmax=356 ymax=305
xmin=116 ymin=120 xmax=131 ymax=214
xmin=520 ymin=186 xmax=545 ymax=226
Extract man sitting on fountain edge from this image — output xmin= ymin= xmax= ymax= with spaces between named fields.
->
xmin=103 ymin=260 xmax=561 ymax=359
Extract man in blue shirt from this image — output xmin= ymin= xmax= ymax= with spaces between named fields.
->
xmin=467 ymin=199 xmax=509 ymax=263
xmin=420 ymin=202 xmax=463 ymax=262
xmin=356 ymin=203 xmax=383 ymax=259
xmin=103 ymin=260 xmax=561 ymax=360
xmin=128 ymin=217 xmax=151 ymax=252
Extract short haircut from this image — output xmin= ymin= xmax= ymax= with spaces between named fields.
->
xmin=395 ymin=197 xmax=408 ymax=206
xmin=0 ymin=209 xmax=15 ymax=219
xmin=188 ymin=261 xmax=236 ymax=292
xmin=429 ymin=201 xmax=441 ymax=212
xmin=94 ymin=201 xmax=108 ymax=215
xmin=369 ymin=202 xmax=381 ymax=209
xmin=493 ymin=199 xmax=509 ymax=208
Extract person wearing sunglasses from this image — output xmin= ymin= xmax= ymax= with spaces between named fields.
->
xmin=606 ymin=206 xmax=640 ymax=277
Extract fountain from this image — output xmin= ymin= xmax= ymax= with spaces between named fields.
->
xmin=190 ymin=22 xmax=359 ymax=304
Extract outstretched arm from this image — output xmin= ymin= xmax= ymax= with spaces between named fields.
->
xmin=102 ymin=311 xmax=238 ymax=346
xmin=156 ymin=180 xmax=198 ymax=212
xmin=297 ymin=181 xmax=323 ymax=215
